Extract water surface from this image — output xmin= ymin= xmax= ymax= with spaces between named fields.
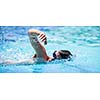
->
xmin=0 ymin=26 xmax=100 ymax=73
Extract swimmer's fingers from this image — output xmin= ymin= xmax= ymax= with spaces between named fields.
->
xmin=39 ymin=32 xmax=46 ymax=38
xmin=39 ymin=32 xmax=47 ymax=45
xmin=41 ymin=37 xmax=47 ymax=45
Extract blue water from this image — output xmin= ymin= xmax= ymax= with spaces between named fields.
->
xmin=0 ymin=26 xmax=100 ymax=73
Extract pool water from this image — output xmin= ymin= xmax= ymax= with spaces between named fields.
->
xmin=0 ymin=26 xmax=100 ymax=73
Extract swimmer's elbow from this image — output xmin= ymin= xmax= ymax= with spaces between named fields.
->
xmin=28 ymin=29 xmax=35 ymax=34
xmin=28 ymin=29 xmax=40 ymax=35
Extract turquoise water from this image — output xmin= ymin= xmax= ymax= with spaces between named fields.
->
xmin=0 ymin=26 xmax=100 ymax=73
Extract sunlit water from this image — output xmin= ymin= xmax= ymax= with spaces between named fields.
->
xmin=0 ymin=26 xmax=100 ymax=73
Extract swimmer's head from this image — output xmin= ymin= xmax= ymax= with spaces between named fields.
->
xmin=53 ymin=50 xmax=72 ymax=61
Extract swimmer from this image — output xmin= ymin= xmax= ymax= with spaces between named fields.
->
xmin=1 ymin=29 xmax=72 ymax=65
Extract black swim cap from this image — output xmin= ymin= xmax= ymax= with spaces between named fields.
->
xmin=53 ymin=50 xmax=72 ymax=60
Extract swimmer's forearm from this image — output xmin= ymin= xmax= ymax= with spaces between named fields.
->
xmin=2 ymin=59 xmax=35 ymax=65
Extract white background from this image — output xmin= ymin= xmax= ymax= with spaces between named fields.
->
xmin=0 ymin=74 xmax=100 ymax=100
xmin=0 ymin=0 xmax=100 ymax=100
xmin=0 ymin=0 xmax=100 ymax=25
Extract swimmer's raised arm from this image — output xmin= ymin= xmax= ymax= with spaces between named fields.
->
xmin=28 ymin=29 xmax=52 ymax=61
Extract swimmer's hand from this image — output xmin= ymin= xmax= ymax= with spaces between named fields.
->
xmin=28 ymin=29 xmax=47 ymax=45
xmin=39 ymin=32 xmax=47 ymax=45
